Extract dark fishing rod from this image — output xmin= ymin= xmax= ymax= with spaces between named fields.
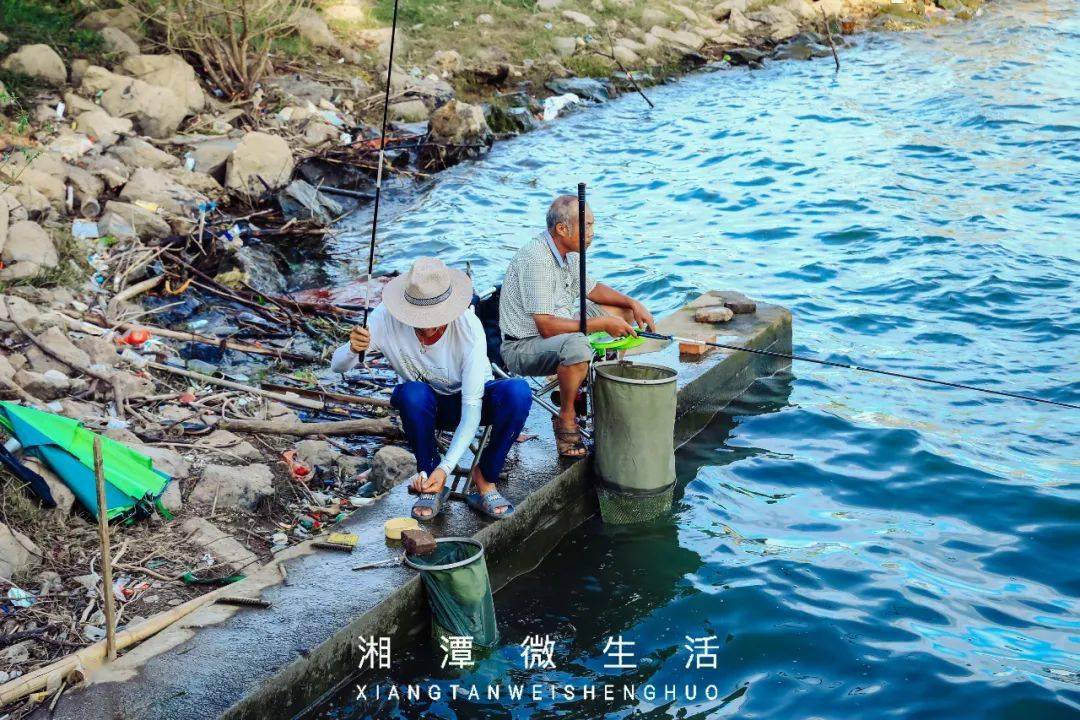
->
xmin=577 ymin=183 xmax=587 ymax=335
xmin=362 ymin=0 xmax=401 ymax=328
xmin=636 ymin=331 xmax=1078 ymax=410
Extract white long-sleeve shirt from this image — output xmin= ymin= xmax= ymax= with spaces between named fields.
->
xmin=330 ymin=305 xmax=493 ymax=476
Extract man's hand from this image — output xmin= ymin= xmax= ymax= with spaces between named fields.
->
xmin=349 ymin=325 xmax=370 ymax=354
xmin=410 ymin=468 xmax=447 ymax=494
xmin=600 ymin=315 xmax=636 ymax=338
xmin=630 ymin=301 xmax=655 ymax=332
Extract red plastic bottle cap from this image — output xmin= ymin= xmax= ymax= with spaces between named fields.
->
xmin=123 ymin=327 xmax=151 ymax=345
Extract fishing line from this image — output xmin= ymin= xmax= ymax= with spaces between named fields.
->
xmin=362 ymin=0 xmax=401 ymax=327
xmin=636 ymin=331 xmax=1078 ymax=410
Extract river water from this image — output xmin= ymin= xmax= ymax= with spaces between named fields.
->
xmin=315 ymin=2 xmax=1079 ymax=717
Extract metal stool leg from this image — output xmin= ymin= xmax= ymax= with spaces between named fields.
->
xmin=448 ymin=425 xmax=492 ymax=500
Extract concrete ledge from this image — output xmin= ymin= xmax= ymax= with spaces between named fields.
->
xmin=49 ymin=292 xmax=791 ymax=720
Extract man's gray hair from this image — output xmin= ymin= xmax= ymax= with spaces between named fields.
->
xmin=546 ymin=195 xmax=586 ymax=231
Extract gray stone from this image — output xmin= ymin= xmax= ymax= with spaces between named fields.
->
xmin=120 ymin=54 xmax=205 ymax=114
xmin=641 ymin=8 xmax=670 ymax=26
xmin=14 ymin=369 xmax=69 ymax=400
xmin=370 ymin=445 xmax=417 ymax=491
xmin=100 ymin=27 xmax=140 ymax=57
xmin=0 ymin=221 xmax=57 ymax=279
xmin=649 ymin=26 xmax=706 ymax=52
xmin=119 ymin=167 xmax=208 ymax=217
xmin=294 ymin=439 xmax=338 ymax=468
xmin=190 ymin=463 xmax=274 ymax=510
xmin=389 ymin=99 xmax=430 ymax=122
xmin=432 ymin=49 xmax=463 ymax=75
xmin=160 ymin=481 xmax=183 ymax=513
xmin=0 ymin=354 xmax=14 ymax=382
xmin=180 ymin=518 xmax=257 ymax=570
xmin=1 ymin=44 xmax=65 ymax=85
xmin=200 ymin=429 xmax=262 ymax=462
xmin=138 ymin=446 xmax=191 ymax=479
xmin=225 ymin=132 xmax=295 ymax=196
xmin=108 ymin=369 xmax=156 ymax=399
xmin=24 ymin=458 xmax=75 ymax=515
xmin=186 ymin=138 xmax=239 ymax=177
xmin=74 ymin=335 xmax=121 ymax=366
xmin=562 ymin=10 xmax=596 ymax=28
xmin=421 ymin=99 xmax=493 ymax=169
xmin=107 ymin=137 xmax=180 ymax=170
xmin=537 ymin=0 xmax=563 ymax=10
xmin=76 ymin=109 xmax=132 ymax=147
xmin=80 ymin=6 xmax=142 ymax=34
xmin=99 ymin=200 xmax=171 ymax=241
xmin=34 ymin=326 xmax=91 ymax=370
xmin=552 ymin=36 xmax=578 ymax=58
xmin=0 ymin=294 xmax=47 ymax=335
xmin=0 ymin=522 xmax=40 ymax=580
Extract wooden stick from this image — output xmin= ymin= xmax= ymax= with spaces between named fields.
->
xmin=0 ymin=574 xmax=252 ymax=704
xmin=216 ymin=416 xmax=400 ymax=438
xmin=92 ymin=438 xmax=117 ymax=662
xmin=107 ymin=274 xmax=164 ymax=321
xmin=108 ymin=320 xmax=318 ymax=363
xmin=260 ymin=382 xmax=392 ymax=409
xmin=146 ymin=361 xmax=325 ymax=409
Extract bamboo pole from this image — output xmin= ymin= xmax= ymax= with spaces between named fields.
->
xmin=0 ymin=580 xmax=245 ymax=705
xmin=216 ymin=416 xmax=400 ymax=438
xmin=92 ymin=437 xmax=118 ymax=662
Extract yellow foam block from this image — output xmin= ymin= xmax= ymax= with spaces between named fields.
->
xmin=384 ymin=517 xmax=420 ymax=540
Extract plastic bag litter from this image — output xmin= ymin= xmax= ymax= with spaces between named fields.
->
xmin=542 ymin=92 xmax=580 ymax=121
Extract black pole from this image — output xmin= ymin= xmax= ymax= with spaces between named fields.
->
xmin=636 ymin=332 xmax=1079 ymax=410
xmin=577 ymin=182 xmax=587 ymax=336
xmin=362 ymin=0 xmax=401 ymax=328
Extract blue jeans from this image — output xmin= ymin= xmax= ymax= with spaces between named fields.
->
xmin=389 ymin=379 xmax=533 ymax=483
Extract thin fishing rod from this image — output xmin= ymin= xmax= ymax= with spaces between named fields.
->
xmin=637 ymin=331 xmax=1078 ymax=410
xmin=362 ymin=0 xmax=400 ymax=328
xmin=577 ymin=183 xmax=587 ymax=336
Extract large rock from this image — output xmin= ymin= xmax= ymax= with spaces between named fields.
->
xmin=552 ymin=36 xmax=578 ymax=58
xmin=74 ymin=334 xmax=120 ymax=366
xmin=85 ymin=154 xmax=131 ymax=189
xmin=186 ymin=137 xmax=239 ymax=178
xmin=101 ymin=27 xmax=140 ymax=58
xmin=180 ymin=518 xmax=257 ymax=570
xmin=225 ymin=132 xmax=295 ymax=196
xmin=0 ymin=221 xmax=57 ymax=281
xmin=0 ymin=295 xmax=48 ymax=335
xmin=726 ymin=8 xmax=759 ymax=36
xmin=32 ymin=326 xmax=91 ymax=371
xmin=199 ymin=429 xmax=262 ymax=462
xmin=748 ymin=5 xmax=801 ymax=40
xmin=99 ymin=200 xmax=171 ymax=241
xmin=649 ymin=26 xmax=706 ymax=52
xmin=370 ymin=445 xmax=416 ymax=491
xmin=190 ymin=463 xmax=274 ymax=510
xmin=1 ymin=45 xmax=66 ymax=85
xmin=14 ymin=369 xmax=70 ymax=401
xmin=420 ymin=100 xmax=493 ymax=170
xmin=294 ymin=8 xmax=338 ymax=48
xmin=76 ymin=109 xmax=132 ymax=147
xmin=107 ymin=136 xmax=180 ymax=170
xmin=641 ymin=8 xmax=671 ymax=26
xmin=537 ymin=0 xmax=563 ymax=10
xmin=120 ymin=54 xmax=205 ymax=114
xmin=138 ymin=446 xmax=191 ymax=479
xmin=119 ymin=167 xmax=208 ymax=217
xmin=160 ymin=481 xmax=183 ymax=514
xmin=24 ymin=459 xmax=76 ymax=515
xmin=0 ymin=522 xmax=39 ymax=580
xmin=432 ymin=49 xmax=463 ymax=75
xmin=80 ymin=6 xmax=142 ymax=35
xmin=82 ymin=66 xmax=187 ymax=138
xmin=562 ymin=10 xmax=596 ymax=28
xmin=294 ymin=439 xmax=338 ymax=468
xmin=389 ymin=99 xmax=429 ymax=122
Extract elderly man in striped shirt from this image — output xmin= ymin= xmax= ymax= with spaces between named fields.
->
xmin=499 ymin=195 xmax=655 ymax=459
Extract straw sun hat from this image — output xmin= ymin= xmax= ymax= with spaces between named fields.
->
xmin=381 ymin=257 xmax=473 ymax=329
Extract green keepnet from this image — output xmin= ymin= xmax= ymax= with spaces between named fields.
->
xmin=591 ymin=362 xmax=677 ymax=524
xmin=405 ymin=538 xmax=499 ymax=650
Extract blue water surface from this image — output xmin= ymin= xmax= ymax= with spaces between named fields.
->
xmin=318 ymin=1 xmax=1079 ymax=717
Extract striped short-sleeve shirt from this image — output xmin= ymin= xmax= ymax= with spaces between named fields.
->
xmin=499 ymin=231 xmax=597 ymax=340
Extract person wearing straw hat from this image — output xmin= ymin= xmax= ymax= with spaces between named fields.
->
xmin=331 ymin=258 xmax=531 ymax=521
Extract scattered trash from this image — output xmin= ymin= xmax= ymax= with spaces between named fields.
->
xmin=384 ymin=517 xmax=420 ymax=540
xmin=7 ymin=586 xmax=35 ymax=609
xmin=181 ymin=572 xmax=246 ymax=586
xmin=71 ymin=219 xmax=100 ymax=240
xmin=542 ymin=92 xmax=581 ymax=121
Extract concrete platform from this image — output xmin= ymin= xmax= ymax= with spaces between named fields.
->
xmin=46 ymin=291 xmax=791 ymax=720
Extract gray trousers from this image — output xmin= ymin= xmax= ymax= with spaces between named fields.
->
xmin=502 ymin=303 xmax=606 ymax=376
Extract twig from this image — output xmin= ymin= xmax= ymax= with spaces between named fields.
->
xmin=819 ymin=4 xmax=840 ymax=72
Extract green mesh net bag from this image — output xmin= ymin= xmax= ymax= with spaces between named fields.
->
xmin=591 ymin=361 xmax=677 ymax=525
xmin=405 ymin=538 xmax=499 ymax=650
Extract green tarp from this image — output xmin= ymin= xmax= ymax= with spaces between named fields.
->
xmin=0 ymin=402 xmax=170 ymax=521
